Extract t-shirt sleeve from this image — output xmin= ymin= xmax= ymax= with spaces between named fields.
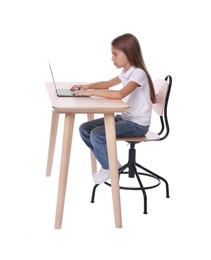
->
xmin=129 ymin=69 xmax=146 ymax=89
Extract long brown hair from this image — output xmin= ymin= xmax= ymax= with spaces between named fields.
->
xmin=112 ymin=33 xmax=156 ymax=103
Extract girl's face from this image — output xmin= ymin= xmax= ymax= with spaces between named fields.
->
xmin=111 ymin=46 xmax=130 ymax=70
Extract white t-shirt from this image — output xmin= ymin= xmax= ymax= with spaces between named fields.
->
xmin=118 ymin=66 xmax=152 ymax=126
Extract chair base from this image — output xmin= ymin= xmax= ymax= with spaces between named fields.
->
xmin=91 ymin=143 xmax=170 ymax=214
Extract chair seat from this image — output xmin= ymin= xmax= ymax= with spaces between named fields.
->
xmin=116 ymin=131 xmax=160 ymax=143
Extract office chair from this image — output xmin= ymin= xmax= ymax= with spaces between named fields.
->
xmin=91 ymin=75 xmax=172 ymax=214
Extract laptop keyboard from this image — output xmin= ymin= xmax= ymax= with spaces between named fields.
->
xmin=58 ymin=89 xmax=74 ymax=96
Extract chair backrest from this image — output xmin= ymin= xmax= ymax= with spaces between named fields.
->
xmin=153 ymin=75 xmax=172 ymax=140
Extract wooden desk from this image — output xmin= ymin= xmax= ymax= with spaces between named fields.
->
xmin=45 ymin=82 xmax=128 ymax=229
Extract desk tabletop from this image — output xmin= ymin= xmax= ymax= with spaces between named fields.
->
xmin=45 ymin=82 xmax=129 ymax=113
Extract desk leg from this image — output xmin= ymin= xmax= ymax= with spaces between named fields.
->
xmin=104 ymin=113 xmax=122 ymax=228
xmin=55 ymin=113 xmax=75 ymax=229
xmin=46 ymin=109 xmax=59 ymax=177
xmin=87 ymin=113 xmax=97 ymax=174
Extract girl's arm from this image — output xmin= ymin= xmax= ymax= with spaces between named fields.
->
xmin=74 ymin=81 xmax=139 ymax=100
xmin=71 ymin=76 xmax=121 ymax=90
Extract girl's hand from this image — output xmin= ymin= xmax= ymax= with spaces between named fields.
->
xmin=73 ymin=89 xmax=92 ymax=96
xmin=70 ymin=84 xmax=89 ymax=90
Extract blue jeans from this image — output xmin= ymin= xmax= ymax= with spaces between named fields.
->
xmin=79 ymin=114 xmax=149 ymax=170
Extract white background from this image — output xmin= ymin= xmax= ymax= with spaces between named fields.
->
xmin=0 ymin=0 xmax=210 ymax=259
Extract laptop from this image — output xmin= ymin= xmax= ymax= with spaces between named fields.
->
xmin=49 ymin=62 xmax=87 ymax=97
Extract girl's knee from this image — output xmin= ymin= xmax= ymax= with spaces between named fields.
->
xmin=79 ymin=122 xmax=88 ymax=135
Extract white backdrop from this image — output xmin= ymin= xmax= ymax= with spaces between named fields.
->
xmin=0 ymin=0 xmax=210 ymax=259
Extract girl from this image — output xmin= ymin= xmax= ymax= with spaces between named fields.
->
xmin=71 ymin=33 xmax=156 ymax=184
